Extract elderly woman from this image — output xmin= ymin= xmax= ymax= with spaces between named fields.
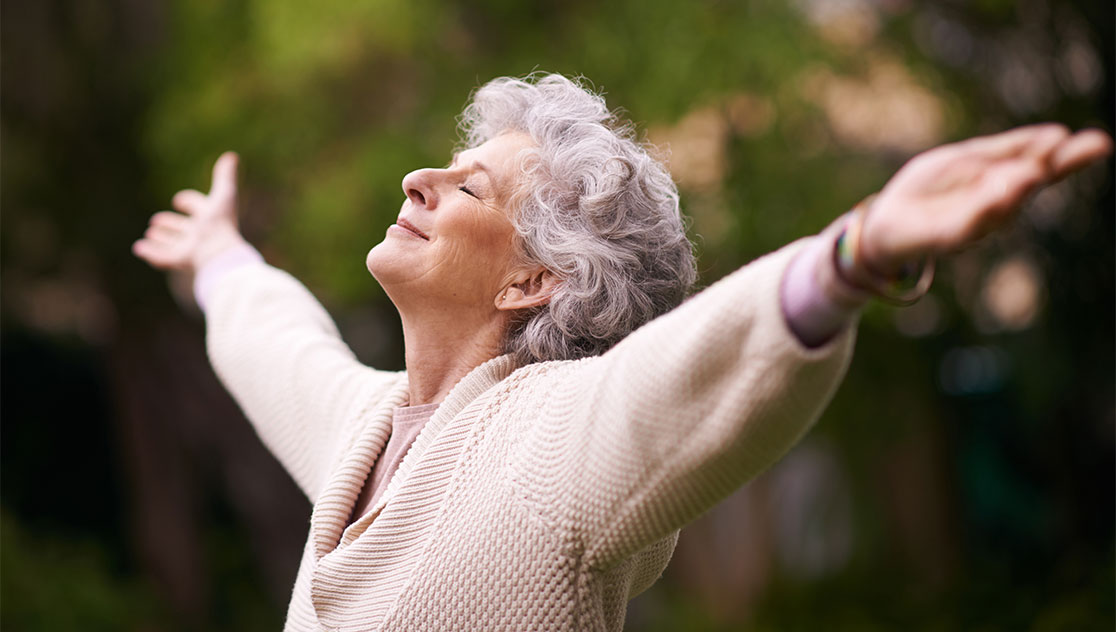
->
xmin=134 ymin=74 xmax=1110 ymax=631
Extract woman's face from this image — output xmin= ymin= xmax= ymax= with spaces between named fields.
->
xmin=366 ymin=131 xmax=534 ymax=312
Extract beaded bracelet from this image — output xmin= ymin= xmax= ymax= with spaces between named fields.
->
xmin=834 ymin=195 xmax=935 ymax=306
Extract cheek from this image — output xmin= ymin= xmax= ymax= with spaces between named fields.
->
xmin=447 ymin=212 xmax=515 ymax=258
xmin=438 ymin=215 xmax=517 ymax=278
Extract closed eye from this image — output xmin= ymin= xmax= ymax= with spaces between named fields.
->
xmin=459 ymin=185 xmax=477 ymax=198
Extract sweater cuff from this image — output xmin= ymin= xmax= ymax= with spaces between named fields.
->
xmin=781 ymin=215 xmax=869 ymax=348
xmin=194 ymin=243 xmax=264 ymax=312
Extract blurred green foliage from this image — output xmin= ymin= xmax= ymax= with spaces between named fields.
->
xmin=1 ymin=511 xmax=163 ymax=631
xmin=2 ymin=0 xmax=1112 ymax=629
xmin=144 ymin=0 xmax=901 ymax=301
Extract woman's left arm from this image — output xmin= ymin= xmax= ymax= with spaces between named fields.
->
xmin=547 ymin=124 xmax=1111 ymax=570
xmin=861 ymin=124 xmax=1111 ymax=273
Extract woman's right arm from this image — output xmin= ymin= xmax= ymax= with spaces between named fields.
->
xmin=134 ymin=152 xmax=400 ymax=502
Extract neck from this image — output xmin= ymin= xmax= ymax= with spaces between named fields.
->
xmin=397 ymin=305 xmax=507 ymax=406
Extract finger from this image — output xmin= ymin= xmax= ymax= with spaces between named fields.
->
xmin=144 ymin=223 xmax=181 ymax=241
xmin=1049 ymin=128 xmax=1114 ymax=180
xmin=132 ymin=238 xmax=156 ymax=261
xmin=172 ymin=189 xmax=208 ymax=215
xmin=987 ymin=160 xmax=1047 ymax=210
xmin=957 ymin=123 xmax=1069 ymax=161
xmin=132 ymin=238 xmax=184 ymax=270
xmin=150 ymin=211 xmax=190 ymax=231
xmin=958 ymin=161 xmax=1047 ymax=240
xmin=209 ymin=151 xmax=239 ymax=201
xmin=142 ymin=230 xmax=188 ymax=257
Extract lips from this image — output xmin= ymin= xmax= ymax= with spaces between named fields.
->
xmin=395 ymin=217 xmax=430 ymax=240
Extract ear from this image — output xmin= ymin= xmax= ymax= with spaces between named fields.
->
xmin=496 ymin=267 xmax=559 ymax=311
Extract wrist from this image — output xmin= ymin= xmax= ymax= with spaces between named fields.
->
xmin=781 ymin=224 xmax=868 ymax=348
xmin=192 ymin=229 xmax=249 ymax=271
xmin=835 ymin=196 xmax=935 ymax=306
xmin=193 ymin=240 xmax=264 ymax=311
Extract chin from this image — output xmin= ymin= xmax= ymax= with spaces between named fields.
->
xmin=366 ymin=239 xmax=414 ymax=285
xmin=366 ymin=240 xmax=391 ymax=277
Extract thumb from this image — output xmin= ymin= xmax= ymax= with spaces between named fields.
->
xmin=209 ymin=151 xmax=239 ymax=201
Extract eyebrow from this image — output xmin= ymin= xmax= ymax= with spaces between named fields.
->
xmin=450 ymin=153 xmax=495 ymax=185
xmin=451 ymin=152 xmax=488 ymax=169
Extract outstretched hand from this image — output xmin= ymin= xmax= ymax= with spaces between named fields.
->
xmin=133 ymin=151 xmax=247 ymax=272
xmin=860 ymin=124 xmax=1113 ymax=274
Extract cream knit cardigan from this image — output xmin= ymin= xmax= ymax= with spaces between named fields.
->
xmin=205 ymin=239 xmax=855 ymax=631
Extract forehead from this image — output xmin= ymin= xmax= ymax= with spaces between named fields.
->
xmin=453 ymin=131 xmax=534 ymax=171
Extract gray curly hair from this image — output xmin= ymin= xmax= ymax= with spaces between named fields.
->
xmin=459 ymin=73 xmax=697 ymax=365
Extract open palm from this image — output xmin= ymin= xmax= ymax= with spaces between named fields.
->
xmin=860 ymin=124 xmax=1112 ymax=273
xmin=133 ymin=151 xmax=246 ymax=271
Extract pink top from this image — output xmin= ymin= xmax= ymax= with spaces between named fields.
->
xmin=779 ymin=223 xmax=869 ymax=347
xmin=348 ymin=402 xmax=440 ymax=524
xmin=194 ymin=245 xmax=264 ymax=311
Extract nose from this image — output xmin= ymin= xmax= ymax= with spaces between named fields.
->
xmin=401 ymin=168 xmax=440 ymax=210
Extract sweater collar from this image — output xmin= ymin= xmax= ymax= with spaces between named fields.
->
xmin=310 ymin=353 xmax=519 ymax=561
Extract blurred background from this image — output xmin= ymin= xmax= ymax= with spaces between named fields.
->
xmin=2 ymin=0 xmax=1112 ymax=629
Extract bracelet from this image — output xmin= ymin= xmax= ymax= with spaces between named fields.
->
xmin=834 ymin=196 xmax=935 ymax=306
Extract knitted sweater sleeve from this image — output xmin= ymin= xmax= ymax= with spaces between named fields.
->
xmin=203 ymin=262 xmax=401 ymax=502
xmin=548 ymin=238 xmax=856 ymax=570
